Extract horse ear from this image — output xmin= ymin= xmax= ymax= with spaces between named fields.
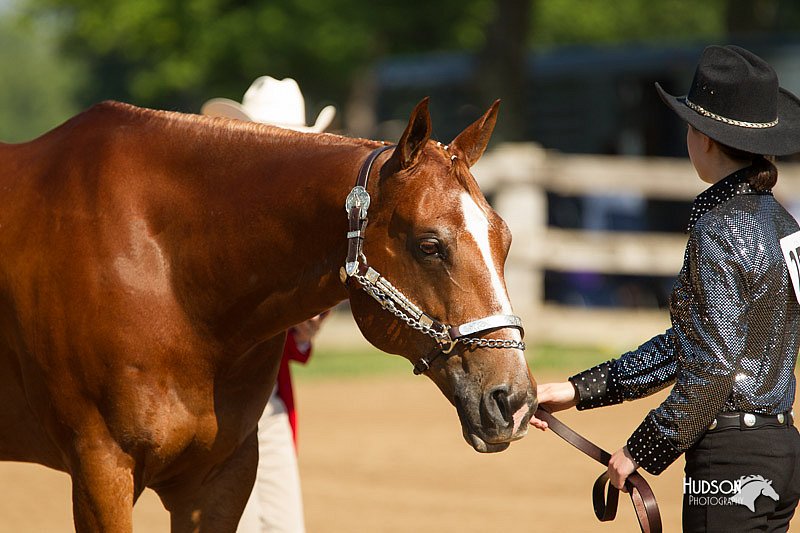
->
xmin=449 ymin=100 xmax=500 ymax=168
xmin=394 ymin=97 xmax=432 ymax=169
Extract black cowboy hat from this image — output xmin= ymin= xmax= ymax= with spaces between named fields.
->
xmin=656 ymin=45 xmax=800 ymax=156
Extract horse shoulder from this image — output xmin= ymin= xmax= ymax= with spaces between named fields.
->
xmin=0 ymin=102 xmax=212 ymax=443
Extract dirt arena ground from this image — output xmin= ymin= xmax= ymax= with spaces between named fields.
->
xmin=0 ymin=370 xmax=696 ymax=533
xmin=1 ymin=368 xmax=798 ymax=532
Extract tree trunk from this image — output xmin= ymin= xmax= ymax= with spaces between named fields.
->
xmin=474 ymin=0 xmax=533 ymax=142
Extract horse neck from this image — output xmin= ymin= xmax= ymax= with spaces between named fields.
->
xmin=149 ymin=126 xmax=373 ymax=346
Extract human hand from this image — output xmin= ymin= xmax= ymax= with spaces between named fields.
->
xmin=292 ymin=310 xmax=330 ymax=347
xmin=608 ymin=446 xmax=638 ymax=491
xmin=529 ymin=381 xmax=578 ymax=431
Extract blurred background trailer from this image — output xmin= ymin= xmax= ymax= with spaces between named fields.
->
xmin=374 ymin=41 xmax=800 ymax=156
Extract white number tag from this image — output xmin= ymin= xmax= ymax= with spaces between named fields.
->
xmin=780 ymin=230 xmax=800 ymax=305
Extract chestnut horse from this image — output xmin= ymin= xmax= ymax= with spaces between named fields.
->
xmin=0 ymin=98 xmax=536 ymax=531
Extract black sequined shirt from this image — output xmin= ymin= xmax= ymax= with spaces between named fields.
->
xmin=569 ymin=168 xmax=800 ymax=475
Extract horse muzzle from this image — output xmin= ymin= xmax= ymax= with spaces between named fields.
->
xmin=456 ymin=380 xmax=537 ymax=453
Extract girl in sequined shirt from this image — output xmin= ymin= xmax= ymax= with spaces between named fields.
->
xmin=532 ymin=45 xmax=800 ymax=532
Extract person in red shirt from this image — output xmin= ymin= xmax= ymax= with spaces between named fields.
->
xmin=278 ymin=314 xmax=328 ymax=445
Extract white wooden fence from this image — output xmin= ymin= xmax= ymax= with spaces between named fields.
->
xmin=473 ymin=143 xmax=800 ymax=349
xmin=318 ymin=144 xmax=800 ymax=352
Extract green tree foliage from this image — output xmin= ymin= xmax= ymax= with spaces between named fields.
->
xmin=19 ymin=0 xmax=496 ymax=114
xmin=0 ymin=14 xmax=84 ymax=142
xmin=9 ymin=0 xmax=800 ymax=140
xmin=533 ymin=0 xmax=727 ymax=46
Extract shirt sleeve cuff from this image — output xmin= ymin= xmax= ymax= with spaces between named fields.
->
xmin=568 ymin=361 xmax=622 ymax=410
xmin=627 ymin=412 xmax=682 ymax=475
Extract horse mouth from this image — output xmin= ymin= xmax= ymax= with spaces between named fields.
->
xmin=466 ymin=432 xmax=512 ymax=453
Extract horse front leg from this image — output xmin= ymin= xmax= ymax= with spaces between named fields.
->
xmin=157 ymin=431 xmax=259 ymax=533
xmin=70 ymin=435 xmax=136 ymax=532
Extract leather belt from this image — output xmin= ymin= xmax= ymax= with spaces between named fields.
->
xmin=535 ymin=408 xmax=662 ymax=533
xmin=707 ymin=411 xmax=794 ymax=432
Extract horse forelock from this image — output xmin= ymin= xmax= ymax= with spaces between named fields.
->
xmin=403 ymin=141 xmax=484 ymax=202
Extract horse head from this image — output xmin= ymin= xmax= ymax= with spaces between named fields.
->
xmin=344 ymin=98 xmax=537 ymax=452
xmin=731 ymin=475 xmax=780 ymax=512
xmin=746 ymin=475 xmax=780 ymax=502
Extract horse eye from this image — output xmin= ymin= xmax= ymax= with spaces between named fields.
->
xmin=419 ymin=240 xmax=440 ymax=256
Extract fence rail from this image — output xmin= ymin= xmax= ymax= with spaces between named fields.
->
xmin=473 ymin=143 xmax=800 ymax=348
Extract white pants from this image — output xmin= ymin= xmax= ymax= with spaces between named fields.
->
xmin=237 ymin=392 xmax=306 ymax=533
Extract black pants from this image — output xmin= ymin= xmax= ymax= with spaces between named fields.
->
xmin=683 ymin=425 xmax=800 ymax=532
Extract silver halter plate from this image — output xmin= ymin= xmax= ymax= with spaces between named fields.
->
xmin=340 ymin=145 xmax=526 ymax=374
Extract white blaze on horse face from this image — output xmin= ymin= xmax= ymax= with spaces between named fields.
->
xmin=458 ymin=191 xmax=517 ymax=326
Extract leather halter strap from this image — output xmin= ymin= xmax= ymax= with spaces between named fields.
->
xmin=344 ymin=144 xmax=394 ymax=277
xmin=341 ymin=145 xmax=527 ymax=376
xmin=535 ymin=408 xmax=662 ymax=533
xmin=412 ymin=314 xmax=524 ymax=375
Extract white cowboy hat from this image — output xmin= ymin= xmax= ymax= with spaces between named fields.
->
xmin=201 ymin=76 xmax=336 ymax=132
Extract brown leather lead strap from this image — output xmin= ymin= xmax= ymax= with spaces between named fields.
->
xmin=535 ymin=408 xmax=662 ymax=533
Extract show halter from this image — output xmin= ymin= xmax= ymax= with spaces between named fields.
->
xmin=340 ymin=145 xmax=526 ymax=375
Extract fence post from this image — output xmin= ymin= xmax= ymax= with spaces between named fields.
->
xmin=477 ymin=144 xmax=548 ymax=332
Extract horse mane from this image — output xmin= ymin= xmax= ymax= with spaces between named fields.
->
xmin=739 ymin=474 xmax=769 ymax=485
xmin=74 ymin=102 xmax=484 ymax=200
xmin=86 ymin=100 xmax=380 ymax=150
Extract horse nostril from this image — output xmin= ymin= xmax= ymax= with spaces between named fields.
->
xmin=484 ymin=385 xmax=512 ymax=427
xmin=492 ymin=388 xmax=510 ymax=421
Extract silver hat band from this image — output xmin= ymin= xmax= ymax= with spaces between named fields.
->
xmin=684 ymin=98 xmax=779 ymax=129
